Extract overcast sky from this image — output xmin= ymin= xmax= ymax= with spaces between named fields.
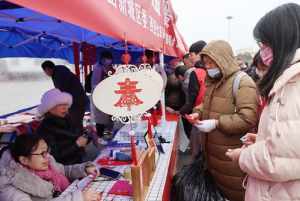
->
xmin=172 ymin=0 xmax=300 ymax=52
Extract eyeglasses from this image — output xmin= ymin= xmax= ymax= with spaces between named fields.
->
xmin=31 ymin=147 xmax=51 ymax=158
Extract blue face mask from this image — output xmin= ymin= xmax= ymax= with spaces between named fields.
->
xmin=207 ymin=68 xmax=221 ymax=79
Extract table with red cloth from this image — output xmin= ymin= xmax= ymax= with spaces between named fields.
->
xmin=61 ymin=112 xmax=179 ymax=201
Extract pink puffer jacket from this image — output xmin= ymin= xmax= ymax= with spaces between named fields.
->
xmin=239 ymin=49 xmax=300 ymax=201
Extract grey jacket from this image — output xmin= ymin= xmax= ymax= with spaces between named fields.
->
xmin=182 ymin=67 xmax=195 ymax=97
xmin=0 ymin=151 xmax=88 ymax=201
xmin=91 ymin=64 xmax=112 ymax=125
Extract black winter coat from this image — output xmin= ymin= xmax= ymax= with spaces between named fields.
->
xmin=36 ymin=114 xmax=84 ymax=165
xmin=52 ymin=65 xmax=87 ymax=130
xmin=179 ymin=71 xmax=200 ymax=115
xmin=165 ymin=73 xmax=185 ymax=110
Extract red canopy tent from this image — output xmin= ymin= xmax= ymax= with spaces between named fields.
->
xmin=6 ymin=0 xmax=186 ymax=122
xmin=7 ymin=0 xmax=188 ymax=57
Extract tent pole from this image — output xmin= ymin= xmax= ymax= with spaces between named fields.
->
xmin=79 ymin=48 xmax=84 ymax=84
xmin=159 ymin=52 xmax=166 ymax=122
xmin=73 ymin=42 xmax=80 ymax=78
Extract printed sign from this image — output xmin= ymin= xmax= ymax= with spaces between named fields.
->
xmin=93 ymin=69 xmax=163 ymax=117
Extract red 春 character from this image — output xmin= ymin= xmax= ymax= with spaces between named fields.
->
xmin=114 ymin=78 xmax=143 ymax=111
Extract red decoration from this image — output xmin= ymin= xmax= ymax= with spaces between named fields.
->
xmin=130 ymin=132 xmax=138 ymax=166
xmin=108 ymin=180 xmax=133 ymax=196
xmin=72 ymin=42 xmax=80 ymax=78
xmin=82 ymin=43 xmax=97 ymax=79
xmin=146 ymin=115 xmax=154 ymax=139
xmin=30 ymin=120 xmax=40 ymax=132
xmin=121 ymin=53 xmax=131 ymax=64
xmin=145 ymin=114 xmax=156 ymax=147
xmin=151 ymin=108 xmax=159 ymax=126
xmin=16 ymin=124 xmax=28 ymax=135
xmin=141 ymin=55 xmax=148 ymax=64
xmin=7 ymin=1 xmax=188 ymax=58
xmin=97 ymin=157 xmax=132 ymax=166
xmin=114 ymin=78 xmax=143 ymax=111
xmin=151 ymin=56 xmax=156 ymax=65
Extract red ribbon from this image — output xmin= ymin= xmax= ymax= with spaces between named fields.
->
xmin=130 ymin=134 xmax=138 ymax=166
xmin=72 ymin=42 xmax=80 ymax=78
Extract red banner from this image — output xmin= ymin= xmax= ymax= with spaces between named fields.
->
xmin=8 ymin=0 xmax=188 ymax=57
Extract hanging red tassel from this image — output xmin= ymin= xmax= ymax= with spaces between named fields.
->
xmin=141 ymin=45 xmax=147 ymax=64
xmin=121 ymin=53 xmax=131 ymax=64
xmin=141 ymin=55 xmax=147 ymax=64
xmin=129 ymin=130 xmax=138 ymax=165
xmin=151 ymin=108 xmax=159 ymax=127
xmin=121 ymin=36 xmax=131 ymax=64
xmin=145 ymin=114 xmax=153 ymax=139
xmin=146 ymin=115 xmax=156 ymax=148
xmin=90 ymin=45 xmax=97 ymax=65
xmin=152 ymin=52 xmax=156 ymax=64
xmin=72 ymin=42 xmax=80 ymax=78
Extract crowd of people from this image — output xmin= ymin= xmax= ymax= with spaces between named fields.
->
xmin=166 ymin=3 xmax=300 ymax=201
xmin=0 ymin=2 xmax=300 ymax=201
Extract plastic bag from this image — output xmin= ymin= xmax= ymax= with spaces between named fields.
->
xmin=178 ymin=117 xmax=190 ymax=152
xmin=171 ymin=152 xmax=226 ymax=201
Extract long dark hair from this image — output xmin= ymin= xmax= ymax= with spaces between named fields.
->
xmin=254 ymin=3 xmax=300 ymax=97
xmin=10 ymin=134 xmax=44 ymax=163
xmin=251 ymin=51 xmax=262 ymax=68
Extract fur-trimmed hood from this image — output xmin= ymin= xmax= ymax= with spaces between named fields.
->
xmin=200 ymin=40 xmax=240 ymax=82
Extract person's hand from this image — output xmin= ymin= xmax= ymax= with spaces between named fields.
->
xmin=184 ymin=113 xmax=199 ymax=124
xmin=82 ymin=189 xmax=101 ymax=201
xmin=166 ymin=106 xmax=175 ymax=113
xmin=241 ymin=133 xmax=257 ymax=146
xmin=194 ymin=119 xmax=218 ymax=133
xmin=85 ymin=164 xmax=99 ymax=176
xmin=226 ymin=148 xmax=242 ymax=162
xmin=166 ymin=107 xmax=179 ymax=114
xmin=76 ymin=136 xmax=88 ymax=147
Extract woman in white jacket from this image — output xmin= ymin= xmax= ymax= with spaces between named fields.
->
xmin=226 ymin=3 xmax=300 ymax=201
xmin=0 ymin=134 xmax=100 ymax=201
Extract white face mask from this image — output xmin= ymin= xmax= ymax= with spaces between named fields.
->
xmin=255 ymin=68 xmax=266 ymax=79
xmin=207 ymin=68 xmax=221 ymax=79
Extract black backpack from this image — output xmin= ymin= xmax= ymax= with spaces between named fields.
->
xmin=171 ymin=152 xmax=226 ymax=201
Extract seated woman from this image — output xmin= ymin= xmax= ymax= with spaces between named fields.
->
xmin=36 ymin=88 xmax=89 ymax=165
xmin=0 ymin=134 xmax=100 ymax=201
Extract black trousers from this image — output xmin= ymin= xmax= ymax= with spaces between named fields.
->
xmin=69 ymin=106 xmax=85 ymax=132
xmin=96 ymin=123 xmax=105 ymax=138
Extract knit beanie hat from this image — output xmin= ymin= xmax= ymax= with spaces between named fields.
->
xmin=37 ymin=88 xmax=73 ymax=116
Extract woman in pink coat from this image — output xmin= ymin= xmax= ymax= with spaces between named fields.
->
xmin=226 ymin=3 xmax=300 ymax=201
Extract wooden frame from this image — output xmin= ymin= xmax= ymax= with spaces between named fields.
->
xmin=131 ymin=146 xmax=156 ymax=201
